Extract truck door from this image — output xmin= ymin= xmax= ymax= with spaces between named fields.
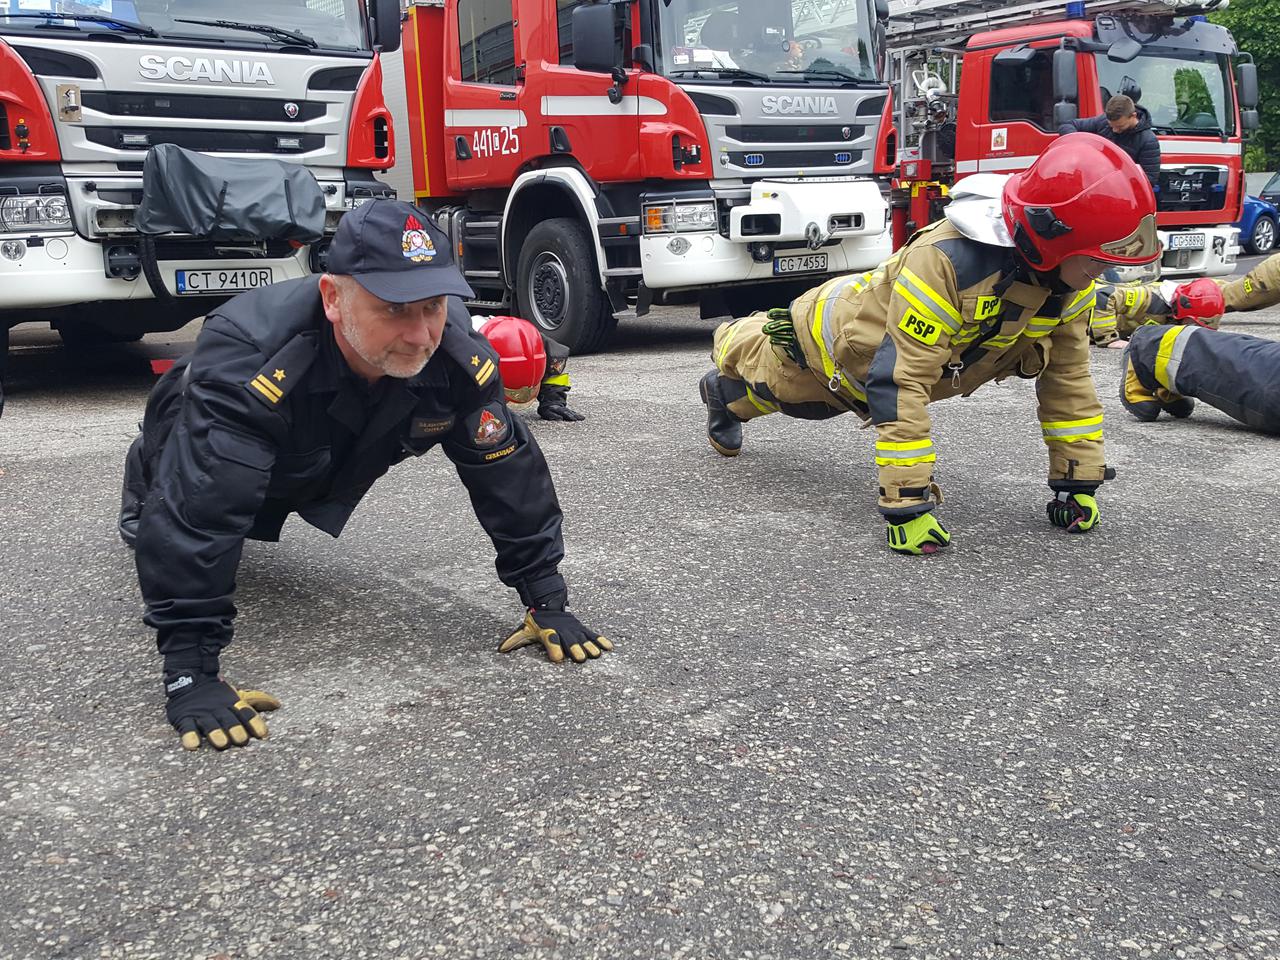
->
xmin=519 ymin=0 xmax=642 ymax=185
xmin=445 ymin=0 xmax=528 ymax=190
xmin=966 ymin=45 xmax=1058 ymax=177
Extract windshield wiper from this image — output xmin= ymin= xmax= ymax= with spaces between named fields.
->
xmin=173 ymin=17 xmax=317 ymax=48
xmin=1 ymin=12 xmax=157 ymax=37
xmin=778 ymin=67 xmax=867 ymax=82
xmin=670 ymin=66 xmax=771 ymax=82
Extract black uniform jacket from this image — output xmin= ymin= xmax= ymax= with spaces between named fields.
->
xmin=1058 ymin=108 xmax=1161 ymax=186
xmin=135 ymin=278 xmax=566 ymax=658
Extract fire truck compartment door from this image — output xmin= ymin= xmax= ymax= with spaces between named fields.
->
xmin=135 ymin=144 xmax=325 ymax=242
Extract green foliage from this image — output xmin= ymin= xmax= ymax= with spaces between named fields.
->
xmin=1212 ymin=0 xmax=1280 ymax=171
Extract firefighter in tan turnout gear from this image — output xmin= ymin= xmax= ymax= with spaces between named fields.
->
xmin=699 ymin=135 xmax=1162 ymax=555
xmin=1090 ymin=251 xmax=1280 ymax=346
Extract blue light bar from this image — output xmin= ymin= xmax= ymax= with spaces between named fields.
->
xmin=1066 ymin=1 xmax=1086 ymax=17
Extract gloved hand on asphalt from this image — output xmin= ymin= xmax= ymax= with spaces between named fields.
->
xmin=1046 ymin=491 xmax=1100 ymax=532
xmin=536 ymin=385 xmax=585 ymax=422
xmin=886 ymin=511 xmax=951 ymax=555
xmin=499 ymin=606 xmax=613 ymax=663
xmin=163 ymin=659 xmax=273 ymax=751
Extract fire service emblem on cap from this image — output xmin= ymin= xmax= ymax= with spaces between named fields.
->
xmin=402 ymin=215 xmax=438 ymax=263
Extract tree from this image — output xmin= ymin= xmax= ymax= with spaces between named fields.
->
xmin=1212 ymin=0 xmax=1280 ymax=171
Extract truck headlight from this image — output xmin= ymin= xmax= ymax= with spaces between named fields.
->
xmin=673 ymin=201 xmax=717 ymax=233
xmin=643 ymin=200 xmax=717 ymax=235
xmin=0 ymin=195 xmax=72 ymax=233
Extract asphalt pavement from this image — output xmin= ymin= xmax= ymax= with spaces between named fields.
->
xmin=1 ymin=277 xmax=1278 ymax=959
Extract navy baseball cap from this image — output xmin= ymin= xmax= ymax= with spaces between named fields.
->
xmin=327 ymin=199 xmax=474 ymax=303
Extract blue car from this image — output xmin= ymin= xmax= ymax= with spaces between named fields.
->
xmin=1236 ymin=194 xmax=1278 ymax=255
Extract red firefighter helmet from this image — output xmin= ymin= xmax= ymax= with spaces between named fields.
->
xmin=479 ymin=316 xmax=546 ymax=404
xmin=1171 ymin=277 xmax=1226 ymax=326
xmin=1002 ymin=134 xmax=1160 ymax=272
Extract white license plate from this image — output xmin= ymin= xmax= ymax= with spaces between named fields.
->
xmin=176 ymin=268 xmax=273 ymax=295
xmin=1168 ymin=233 xmax=1205 ymax=251
xmin=773 ymin=253 xmax=828 ymax=276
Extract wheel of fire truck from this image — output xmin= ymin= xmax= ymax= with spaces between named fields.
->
xmin=515 ymin=218 xmax=617 ymax=354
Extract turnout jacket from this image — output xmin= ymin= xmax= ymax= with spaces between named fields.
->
xmin=788 ymin=220 xmax=1106 ymax=513
xmin=135 ymin=278 xmax=566 ymax=658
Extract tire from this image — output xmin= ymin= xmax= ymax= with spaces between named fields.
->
xmin=1248 ymin=215 xmax=1276 ymax=256
xmin=514 ymin=217 xmax=617 ymax=353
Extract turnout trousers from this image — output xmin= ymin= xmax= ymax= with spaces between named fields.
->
xmin=1127 ymin=324 xmax=1280 ymax=433
xmin=712 ymin=314 xmax=864 ymax=423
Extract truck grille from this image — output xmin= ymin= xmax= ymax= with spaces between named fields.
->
xmin=86 ymin=128 xmax=325 ymax=154
xmin=725 ymin=123 xmax=865 ymax=143
xmin=1158 ymin=168 xmax=1228 ymax=213
xmin=81 ymin=91 xmax=325 ymax=123
xmin=726 ymin=149 xmax=862 ymax=169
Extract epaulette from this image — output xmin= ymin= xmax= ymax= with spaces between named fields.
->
xmin=245 ymin=332 xmax=317 ymax=408
xmin=439 ymin=319 xmax=501 ymax=392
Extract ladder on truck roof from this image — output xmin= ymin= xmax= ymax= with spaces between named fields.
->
xmin=886 ymin=0 xmax=1230 ymax=50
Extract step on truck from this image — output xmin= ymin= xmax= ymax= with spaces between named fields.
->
xmin=381 ymin=0 xmax=899 ymax=352
xmin=885 ymin=0 xmax=1257 ymax=280
xmin=0 ymin=0 xmax=403 ymax=387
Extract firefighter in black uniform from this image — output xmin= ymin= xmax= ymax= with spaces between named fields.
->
xmin=120 ymin=200 xmax=612 ymax=752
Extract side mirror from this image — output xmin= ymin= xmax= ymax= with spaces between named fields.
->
xmin=1237 ymin=61 xmax=1259 ymax=110
xmin=1242 ymin=108 xmax=1260 ymax=132
xmin=573 ymin=2 xmax=624 ymax=74
xmin=1052 ymin=48 xmax=1078 ymax=103
xmin=874 ymin=0 xmax=890 ymax=21
xmin=370 ymin=0 xmax=402 ymax=54
xmin=1054 ymin=102 xmax=1079 ymax=127
xmin=1107 ymin=37 xmax=1142 ymax=63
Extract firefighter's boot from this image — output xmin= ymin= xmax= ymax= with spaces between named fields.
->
xmin=119 ymin=434 xmax=147 ymax=549
xmin=699 ymin=370 xmax=744 ymax=457
xmin=1119 ymin=345 xmax=1161 ymax=422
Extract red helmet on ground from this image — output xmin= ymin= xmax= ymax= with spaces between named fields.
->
xmin=480 ymin=316 xmax=546 ymax=404
xmin=1002 ymin=134 xmax=1160 ymax=272
xmin=1171 ymin=277 xmax=1226 ymax=326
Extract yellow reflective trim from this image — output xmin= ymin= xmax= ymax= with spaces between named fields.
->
xmin=899 ymin=267 xmax=962 ymax=323
xmin=893 ymin=284 xmax=950 ymax=332
xmin=1044 ymin=431 xmax=1103 ymax=443
xmin=746 ymin=385 xmax=778 ymax=415
xmin=476 ymin=359 xmax=496 ymax=385
xmin=1154 ymin=325 xmax=1192 ymax=390
xmin=875 ymin=454 xmax=937 ymax=467
xmin=1041 ymin=415 xmax=1104 ymax=430
xmin=877 ymin=439 xmax=934 ymax=451
xmin=811 ymin=298 xmax=837 ymax=381
xmin=717 ymin=320 xmax=744 ymax=370
xmin=542 ymin=373 xmax=570 ymax=387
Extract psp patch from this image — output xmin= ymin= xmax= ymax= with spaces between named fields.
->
xmin=474 ymin=409 xmax=508 ymax=447
xmin=975 ymin=296 xmax=1003 ymax=322
xmin=898 ymin=310 xmax=942 ymax=346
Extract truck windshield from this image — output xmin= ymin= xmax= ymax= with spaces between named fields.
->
xmin=0 ymin=0 xmax=369 ymax=51
xmin=1094 ymin=49 xmax=1235 ymax=137
xmin=656 ymin=0 xmax=878 ymax=83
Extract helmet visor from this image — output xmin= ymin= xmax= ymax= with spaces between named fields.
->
xmin=1097 ymin=214 xmax=1161 ymax=263
xmin=505 ymin=384 xmax=538 ymax=405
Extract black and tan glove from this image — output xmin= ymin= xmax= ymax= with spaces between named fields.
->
xmin=163 ymin=655 xmax=273 ymax=751
xmin=499 ymin=583 xmax=613 ymax=664
xmin=537 ymin=384 xmax=585 ymax=422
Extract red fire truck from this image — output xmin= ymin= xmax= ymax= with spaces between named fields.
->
xmin=0 ymin=0 xmax=401 ymax=376
xmin=384 ymin=0 xmax=899 ymax=351
xmin=885 ymin=0 xmax=1257 ymax=281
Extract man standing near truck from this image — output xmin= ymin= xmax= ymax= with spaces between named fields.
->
xmin=1058 ymin=94 xmax=1161 ymax=188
